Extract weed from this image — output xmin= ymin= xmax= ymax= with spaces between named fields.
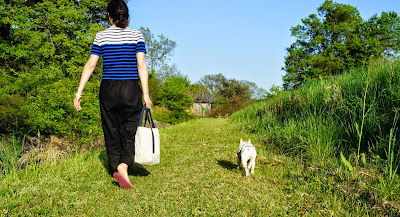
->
xmin=0 ymin=134 xmax=24 ymax=177
xmin=379 ymin=110 xmax=400 ymax=200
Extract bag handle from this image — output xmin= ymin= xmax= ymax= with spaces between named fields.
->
xmin=146 ymin=110 xmax=156 ymax=154
xmin=138 ymin=104 xmax=146 ymax=127
xmin=138 ymin=104 xmax=156 ymax=128
xmin=137 ymin=104 xmax=156 ymax=153
xmin=144 ymin=108 xmax=156 ymax=128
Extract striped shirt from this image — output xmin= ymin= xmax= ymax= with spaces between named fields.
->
xmin=90 ymin=26 xmax=147 ymax=80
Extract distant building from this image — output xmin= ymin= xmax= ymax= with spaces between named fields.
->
xmin=192 ymin=94 xmax=215 ymax=116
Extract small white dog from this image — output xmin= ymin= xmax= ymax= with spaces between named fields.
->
xmin=237 ymin=138 xmax=257 ymax=177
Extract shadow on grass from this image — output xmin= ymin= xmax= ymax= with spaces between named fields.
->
xmin=128 ymin=163 xmax=150 ymax=177
xmin=98 ymin=150 xmax=150 ymax=177
xmin=217 ymin=159 xmax=237 ymax=170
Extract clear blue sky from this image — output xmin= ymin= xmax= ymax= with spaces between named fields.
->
xmin=127 ymin=0 xmax=400 ymax=90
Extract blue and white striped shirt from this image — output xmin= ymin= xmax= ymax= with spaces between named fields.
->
xmin=90 ymin=26 xmax=147 ymax=80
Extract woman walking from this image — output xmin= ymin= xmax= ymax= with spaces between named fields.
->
xmin=74 ymin=0 xmax=151 ymax=189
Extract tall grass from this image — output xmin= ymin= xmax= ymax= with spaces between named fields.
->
xmin=0 ymin=135 xmax=24 ymax=177
xmin=378 ymin=110 xmax=400 ymax=200
xmin=231 ymin=58 xmax=400 ymax=163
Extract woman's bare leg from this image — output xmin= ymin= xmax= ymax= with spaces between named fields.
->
xmin=117 ymin=163 xmax=129 ymax=178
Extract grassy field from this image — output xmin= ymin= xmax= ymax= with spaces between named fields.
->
xmin=1 ymin=118 xmax=398 ymax=216
xmin=0 ymin=118 xmax=283 ymax=216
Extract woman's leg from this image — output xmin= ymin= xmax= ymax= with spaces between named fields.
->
xmin=117 ymin=80 xmax=143 ymax=175
xmin=99 ymin=80 xmax=123 ymax=176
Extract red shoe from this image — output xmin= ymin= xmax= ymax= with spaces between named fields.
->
xmin=113 ymin=172 xmax=133 ymax=189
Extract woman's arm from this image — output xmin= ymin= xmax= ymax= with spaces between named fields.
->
xmin=137 ymin=52 xmax=152 ymax=109
xmin=73 ymin=54 xmax=100 ymax=111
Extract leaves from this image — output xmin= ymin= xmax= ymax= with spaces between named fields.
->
xmin=283 ymin=0 xmax=400 ymax=89
xmin=341 ymin=152 xmax=354 ymax=172
xmin=0 ymin=0 xmax=108 ymax=77
xmin=0 ymin=0 xmax=107 ymax=140
xmin=140 ymin=27 xmax=177 ymax=75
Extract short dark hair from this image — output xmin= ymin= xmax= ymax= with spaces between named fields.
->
xmin=107 ymin=0 xmax=129 ymax=28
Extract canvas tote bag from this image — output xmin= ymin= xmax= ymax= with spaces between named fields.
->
xmin=134 ymin=105 xmax=160 ymax=166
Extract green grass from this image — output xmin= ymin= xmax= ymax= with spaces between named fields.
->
xmin=229 ymin=58 xmax=400 ymax=215
xmin=1 ymin=118 xmax=399 ymax=215
xmin=0 ymin=118 xmax=282 ymax=216
xmin=0 ymin=135 xmax=24 ymax=176
xmin=232 ymin=58 xmax=400 ymax=160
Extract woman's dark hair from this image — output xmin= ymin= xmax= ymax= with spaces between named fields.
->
xmin=107 ymin=0 xmax=129 ymax=28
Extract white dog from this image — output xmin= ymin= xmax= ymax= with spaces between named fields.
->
xmin=237 ymin=138 xmax=257 ymax=177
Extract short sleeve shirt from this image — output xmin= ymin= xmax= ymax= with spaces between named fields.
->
xmin=90 ymin=26 xmax=147 ymax=80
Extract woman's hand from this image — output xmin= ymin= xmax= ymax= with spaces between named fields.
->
xmin=74 ymin=96 xmax=82 ymax=111
xmin=144 ymin=94 xmax=152 ymax=109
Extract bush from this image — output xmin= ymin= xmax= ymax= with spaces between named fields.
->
xmin=158 ymin=75 xmax=194 ymax=124
xmin=0 ymin=74 xmax=103 ymax=144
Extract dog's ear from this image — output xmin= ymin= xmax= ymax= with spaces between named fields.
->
xmin=248 ymin=139 xmax=251 ymax=143
xmin=240 ymin=138 xmax=243 ymax=144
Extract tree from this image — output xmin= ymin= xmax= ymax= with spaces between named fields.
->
xmin=240 ymin=80 xmax=266 ymax=100
xmin=139 ymin=27 xmax=178 ymax=105
xmin=0 ymin=0 xmax=108 ymax=78
xmin=196 ymin=74 xmax=225 ymax=110
xmin=139 ymin=27 xmax=177 ymax=75
xmin=0 ymin=0 xmax=108 ymax=138
xmin=197 ymin=74 xmax=254 ymax=116
xmin=283 ymin=0 xmax=400 ymax=89
xmin=362 ymin=12 xmax=400 ymax=57
xmin=159 ymin=74 xmax=193 ymax=123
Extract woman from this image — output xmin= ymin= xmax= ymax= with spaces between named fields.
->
xmin=74 ymin=0 xmax=151 ymax=189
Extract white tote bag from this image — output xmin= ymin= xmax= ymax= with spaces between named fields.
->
xmin=134 ymin=105 xmax=160 ymax=166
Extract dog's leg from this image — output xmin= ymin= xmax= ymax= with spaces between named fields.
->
xmin=249 ymin=159 xmax=255 ymax=174
xmin=242 ymin=157 xmax=250 ymax=177
xmin=250 ymin=153 xmax=256 ymax=174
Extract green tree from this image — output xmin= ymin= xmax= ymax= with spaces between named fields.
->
xmin=0 ymin=0 xmax=108 ymax=78
xmin=0 ymin=0 xmax=108 ymax=138
xmin=283 ymin=0 xmax=400 ymax=89
xmin=159 ymin=74 xmax=193 ymax=123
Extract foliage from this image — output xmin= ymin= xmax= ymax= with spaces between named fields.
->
xmin=159 ymin=74 xmax=194 ymax=124
xmin=197 ymin=74 xmax=255 ymax=117
xmin=232 ymin=58 xmax=400 ymax=162
xmin=150 ymin=105 xmax=173 ymax=124
xmin=240 ymin=80 xmax=266 ymax=100
xmin=0 ymin=135 xmax=24 ymax=177
xmin=139 ymin=27 xmax=177 ymax=75
xmin=140 ymin=27 xmax=181 ymax=108
xmin=283 ymin=0 xmax=400 ymax=89
xmin=147 ymin=72 xmax=163 ymax=104
xmin=0 ymin=0 xmax=107 ymax=78
xmin=0 ymin=0 xmax=190 ymax=138
xmin=264 ymin=84 xmax=283 ymax=99
xmin=0 ymin=0 xmax=107 ymax=141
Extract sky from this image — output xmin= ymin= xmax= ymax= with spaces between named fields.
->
xmin=127 ymin=0 xmax=400 ymax=90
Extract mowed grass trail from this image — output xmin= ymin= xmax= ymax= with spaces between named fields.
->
xmin=1 ymin=118 xmax=306 ymax=216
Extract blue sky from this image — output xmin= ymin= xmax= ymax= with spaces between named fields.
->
xmin=127 ymin=0 xmax=400 ymax=90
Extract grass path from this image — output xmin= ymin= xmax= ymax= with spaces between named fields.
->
xmin=1 ymin=118 xmax=323 ymax=216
